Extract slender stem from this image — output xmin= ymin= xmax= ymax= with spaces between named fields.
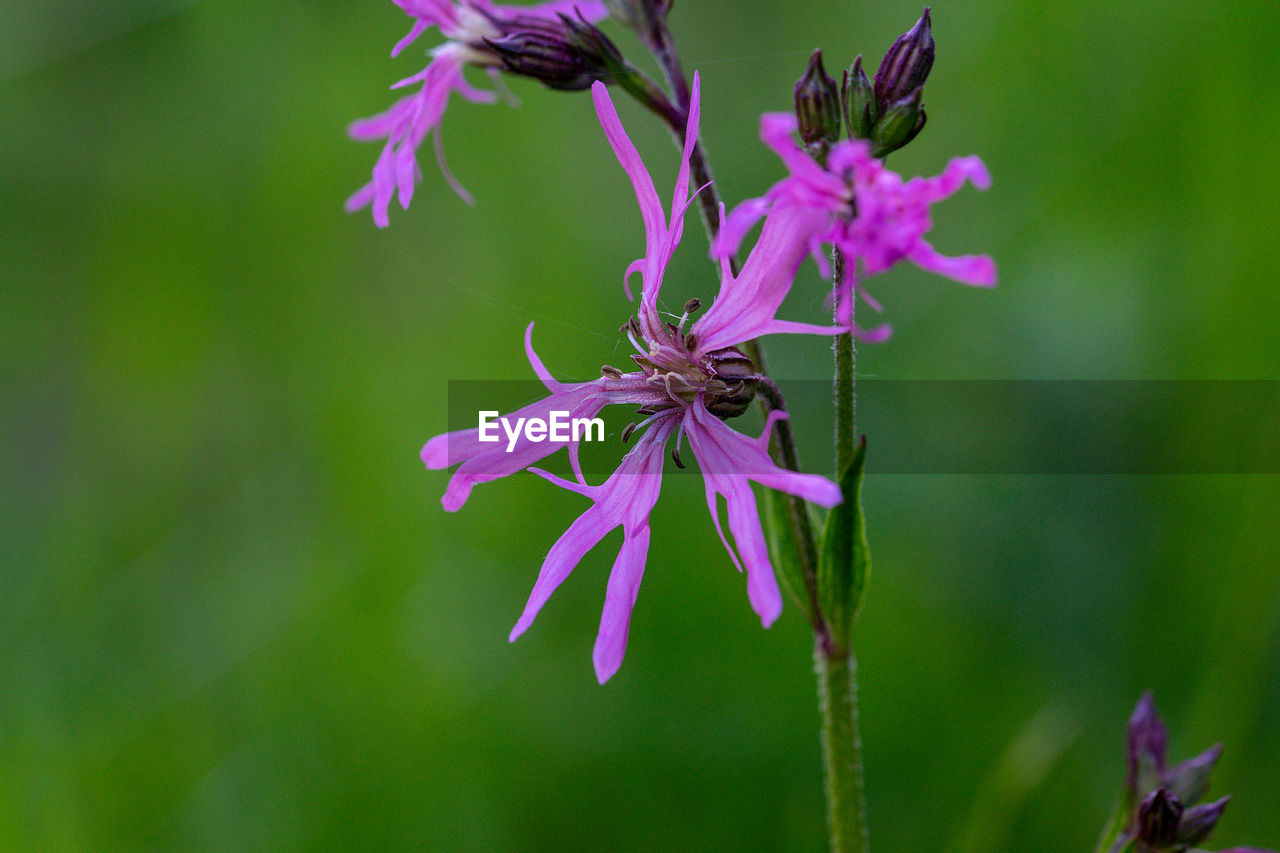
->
xmin=833 ymin=248 xmax=856 ymax=471
xmin=816 ymin=642 xmax=868 ymax=853
xmin=822 ymin=246 xmax=868 ymax=850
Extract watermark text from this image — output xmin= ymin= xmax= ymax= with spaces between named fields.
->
xmin=477 ymin=410 xmax=605 ymax=452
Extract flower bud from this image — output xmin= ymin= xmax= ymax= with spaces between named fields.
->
xmin=794 ymin=49 xmax=842 ymax=155
xmin=1175 ymin=796 xmax=1230 ymax=847
xmin=701 ymin=348 xmax=759 ymax=420
xmin=842 ymin=55 xmax=875 ymax=140
xmin=1127 ymin=691 xmax=1169 ymax=800
xmin=1138 ymin=788 xmax=1184 ymax=847
xmin=1164 ymin=742 xmax=1222 ymax=805
xmin=874 ymin=7 xmax=934 ymax=107
xmin=485 ymin=14 xmax=623 ymax=91
xmin=870 ymin=87 xmax=927 ymax=158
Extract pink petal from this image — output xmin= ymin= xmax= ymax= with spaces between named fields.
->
xmin=523 ymin=323 xmax=561 ymax=392
xmin=711 ymin=196 xmax=770 ymax=260
xmin=592 ymin=524 xmax=651 ymax=683
xmin=693 ymin=202 xmax=831 ymax=352
xmin=591 ymin=81 xmax=665 ymax=273
xmin=682 ymin=404 xmax=842 ymax=625
xmin=508 ymin=418 xmax=672 ymax=650
xmin=720 ymin=478 xmax=782 ymax=625
xmin=391 ymin=19 xmax=430 ymax=58
xmin=509 ymin=504 xmax=616 ymax=641
xmin=906 ymin=242 xmax=998 ymax=286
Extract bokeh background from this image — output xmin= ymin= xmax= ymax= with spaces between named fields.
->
xmin=4 ymin=0 xmax=1279 ymax=849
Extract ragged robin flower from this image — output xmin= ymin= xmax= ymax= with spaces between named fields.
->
xmin=422 ymin=73 xmax=842 ymax=682
xmin=714 ymin=107 xmax=996 ymax=341
xmin=346 ymin=0 xmax=608 ymax=226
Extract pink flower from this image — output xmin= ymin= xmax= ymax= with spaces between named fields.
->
xmin=715 ymin=112 xmax=997 ymax=340
xmin=346 ymin=0 xmax=608 ymax=226
xmin=422 ymin=74 xmax=842 ymax=682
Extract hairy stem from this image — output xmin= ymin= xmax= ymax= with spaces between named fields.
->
xmin=823 ymin=246 xmax=868 ymax=850
xmin=622 ymin=15 xmax=870 ymax=852
xmin=833 ymin=249 xmax=856 ymax=471
xmin=816 ymin=642 xmax=869 ymax=853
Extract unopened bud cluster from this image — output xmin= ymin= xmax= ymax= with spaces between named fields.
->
xmin=795 ymin=7 xmax=935 ymax=161
xmin=1096 ymin=693 xmax=1276 ymax=853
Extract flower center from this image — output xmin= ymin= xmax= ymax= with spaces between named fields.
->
xmin=622 ymin=299 xmax=759 ymax=420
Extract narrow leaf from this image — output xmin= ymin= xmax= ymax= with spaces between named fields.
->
xmin=818 ymin=437 xmax=871 ymax=649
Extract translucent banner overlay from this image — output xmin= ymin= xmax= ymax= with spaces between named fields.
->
xmin=439 ymin=380 xmax=1280 ymax=476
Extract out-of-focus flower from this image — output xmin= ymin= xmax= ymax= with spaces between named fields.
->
xmin=714 ymin=110 xmax=995 ymax=340
xmin=842 ymin=7 xmax=934 ymax=157
xmin=1095 ymin=692 xmax=1277 ymax=853
xmin=346 ymin=0 xmax=609 ymax=226
xmin=794 ymin=49 xmax=842 ymax=156
xmin=422 ymin=74 xmax=841 ymax=682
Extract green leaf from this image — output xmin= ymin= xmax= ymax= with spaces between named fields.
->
xmin=761 ymin=485 xmax=816 ymax=628
xmin=818 ymin=437 xmax=871 ymax=649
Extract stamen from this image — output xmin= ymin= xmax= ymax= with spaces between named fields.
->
xmin=671 ymin=444 xmax=686 ymax=469
xmin=675 ymin=297 xmax=702 ymax=336
xmin=600 ymin=365 xmax=623 ymax=379
xmin=622 ymin=408 xmax=678 ymax=445
xmin=683 ymin=333 xmax=698 ymax=353
xmin=621 ymin=317 xmax=645 ymax=355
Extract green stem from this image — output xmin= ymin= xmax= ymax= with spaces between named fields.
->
xmin=623 ymin=21 xmax=861 ymax=849
xmin=833 ymin=248 xmax=856 ymax=471
xmin=816 ymin=642 xmax=868 ymax=853
xmin=823 ymin=247 xmax=867 ymax=852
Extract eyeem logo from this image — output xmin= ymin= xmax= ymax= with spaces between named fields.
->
xmin=477 ymin=411 xmax=606 ymax=453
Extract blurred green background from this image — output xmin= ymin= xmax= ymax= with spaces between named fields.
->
xmin=3 ymin=0 xmax=1278 ymax=850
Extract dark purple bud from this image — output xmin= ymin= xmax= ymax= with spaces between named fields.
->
xmin=794 ymin=49 xmax=842 ymax=155
xmin=1162 ymin=742 xmax=1222 ymax=805
xmin=701 ymin=347 xmax=758 ymax=419
xmin=841 ymin=55 xmax=875 ymax=140
xmin=1127 ymin=692 xmax=1169 ymax=800
xmin=874 ymin=7 xmax=934 ymax=106
xmin=870 ymin=87 xmax=926 ymax=158
xmin=485 ymin=14 xmax=622 ymax=91
xmin=1137 ymin=788 xmax=1184 ymax=846
xmin=1175 ymin=796 xmax=1230 ymax=847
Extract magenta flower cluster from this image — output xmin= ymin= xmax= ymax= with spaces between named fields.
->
xmin=349 ymin=1 xmax=996 ymax=681
xmin=423 ymin=76 xmax=843 ymax=682
xmin=714 ymin=112 xmax=996 ymax=340
xmin=346 ymin=0 xmax=608 ymax=225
